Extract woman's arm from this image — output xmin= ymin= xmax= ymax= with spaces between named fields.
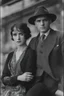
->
xmin=17 ymin=48 xmax=37 ymax=82
xmin=25 ymin=48 xmax=37 ymax=79
xmin=1 ymin=52 xmax=19 ymax=86
xmin=2 ymin=48 xmax=36 ymax=86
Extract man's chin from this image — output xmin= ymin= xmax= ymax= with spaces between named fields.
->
xmin=40 ymin=30 xmax=47 ymax=33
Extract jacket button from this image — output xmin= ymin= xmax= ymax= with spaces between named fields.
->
xmin=40 ymin=50 xmax=43 ymax=53
xmin=40 ymin=44 xmax=43 ymax=47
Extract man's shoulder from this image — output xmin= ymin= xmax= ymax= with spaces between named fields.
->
xmin=29 ymin=36 xmax=37 ymax=44
xmin=31 ymin=36 xmax=37 ymax=41
xmin=51 ymin=29 xmax=62 ymax=37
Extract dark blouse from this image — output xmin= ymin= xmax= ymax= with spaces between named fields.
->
xmin=2 ymin=47 xmax=37 ymax=90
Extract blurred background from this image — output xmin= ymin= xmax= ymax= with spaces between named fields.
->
xmin=0 ymin=0 xmax=64 ymax=93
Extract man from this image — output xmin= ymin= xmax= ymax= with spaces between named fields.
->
xmin=26 ymin=6 xmax=63 ymax=96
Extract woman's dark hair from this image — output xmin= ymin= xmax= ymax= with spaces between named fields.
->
xmin=10 ymin=23 xmax=31 ymax=40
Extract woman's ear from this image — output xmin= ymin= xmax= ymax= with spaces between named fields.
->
xmin=11 ymin=37 xmax=14 ymax=41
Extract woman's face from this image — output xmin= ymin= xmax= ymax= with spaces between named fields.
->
xmin=12 ymin=30 xmax=26 ymax=46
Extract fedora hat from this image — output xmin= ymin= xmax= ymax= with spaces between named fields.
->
xmin=28 ymin=6 xmax=57 ymax=25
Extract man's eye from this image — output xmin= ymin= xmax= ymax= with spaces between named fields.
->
xmin=36 ymin=20 xmax=41 ymax=22
xmin=44 ymin=19 xmax=48 ymax=21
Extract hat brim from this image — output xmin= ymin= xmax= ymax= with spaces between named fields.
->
xmin=28 ymin=14 xmax=56 ymax=25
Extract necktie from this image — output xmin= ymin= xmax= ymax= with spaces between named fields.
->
xmin=36 ymin=34 xmax=45 ymax=76
xmin=40 ymin=34 xmax=45 ymax=41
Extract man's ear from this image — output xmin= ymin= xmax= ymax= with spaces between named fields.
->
xmin=49 ymin=19 xmax=52 ymax=24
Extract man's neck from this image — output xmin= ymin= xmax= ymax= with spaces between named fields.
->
xmin=40 ymin=29 xmax=50 ymax=37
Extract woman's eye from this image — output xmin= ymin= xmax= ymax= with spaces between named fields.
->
xmin=13 ymin=33 xmax=17 ymax=36
xmin=19 ymin=33 xmax=24 ymax=36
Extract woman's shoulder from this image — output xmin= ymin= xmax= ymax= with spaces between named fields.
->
xmin=7 ymin=50 xmax=14 ymax=57
xmin=8 ymin=48 xmax=17 ymax=55
xmin=27 ymin=46 xmax=35 ymax=52
xmin=26 ymin=46 xmax=36 ymax=56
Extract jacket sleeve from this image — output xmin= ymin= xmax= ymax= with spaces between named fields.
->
xmin=1 ymin=52 xmax=19 ymax=86
xmin=22 ymin=48 xmax=37 ymax=89
xmin=49 ymin=33 xmax=63 ymax=79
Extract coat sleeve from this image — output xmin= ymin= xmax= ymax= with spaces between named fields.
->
xmin=49 ymin=33 xmax=63 ymax=80
xmin=1 ymin=52 xmax=19 ymax=86
xmin=22 ymin=48 xmax=37 ymax=89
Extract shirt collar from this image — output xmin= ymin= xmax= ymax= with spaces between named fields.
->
xmin=40 ymin=29 xmax=50 ymax=37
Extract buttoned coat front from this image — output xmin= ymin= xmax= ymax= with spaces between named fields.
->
xmin=29 ymin=28 xmax=63 ymax=91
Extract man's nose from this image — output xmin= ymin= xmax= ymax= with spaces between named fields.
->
xmin=41 ymin=20 xmax=44 ymax=25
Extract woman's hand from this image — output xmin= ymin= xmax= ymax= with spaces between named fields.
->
xmin=3 ymin=76 xmax=10 ymax=82
xmin=17 ymin=72 xmax=33 ymax=82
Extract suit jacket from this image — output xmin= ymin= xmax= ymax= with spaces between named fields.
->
xmin=2 ymin=47 xmax=37 ymax=90
xmin=29 ymin=29 xmax=63 ymax=91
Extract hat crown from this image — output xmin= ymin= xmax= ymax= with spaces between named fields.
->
xmin=34 ymin=6 xmax=49 ymax=16
xmin=28 ymin=6 xmax=57 ymax=25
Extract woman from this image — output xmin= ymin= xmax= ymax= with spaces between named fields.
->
xmin=1 ymin=23 xmax=36 ymax=96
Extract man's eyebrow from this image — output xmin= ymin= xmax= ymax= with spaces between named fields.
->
xmin=36 ymin=19 xmax=41 ymax=21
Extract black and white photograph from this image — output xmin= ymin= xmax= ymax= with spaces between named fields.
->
xmin=0 ymin=0 xmax=64 ymax=96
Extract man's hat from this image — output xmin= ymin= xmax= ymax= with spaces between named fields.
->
xmin=28 ymin=6 xmax=57 ymax=25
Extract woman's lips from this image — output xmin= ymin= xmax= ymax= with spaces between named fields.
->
xmin=17 ymin=41 xmax=21 ymax=43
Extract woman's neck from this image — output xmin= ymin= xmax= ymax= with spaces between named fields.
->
xmin=17 ymin=44 xmax=27 ymax=51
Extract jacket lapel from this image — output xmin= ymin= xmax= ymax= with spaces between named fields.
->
xmin=42 ymin=29 xmax=57 ymax=55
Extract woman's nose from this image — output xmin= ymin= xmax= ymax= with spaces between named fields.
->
xmin=17 ymin=35 xmax=20 ymax=40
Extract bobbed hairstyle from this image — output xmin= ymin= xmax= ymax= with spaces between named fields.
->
xmin=10 ymin=23 xmax=31 ymax=40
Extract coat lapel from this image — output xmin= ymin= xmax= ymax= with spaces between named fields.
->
xmin=41 ymin=29 xmax=57 ymax=55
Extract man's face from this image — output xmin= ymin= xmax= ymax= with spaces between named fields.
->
xmin=34 ymin=16 xmax=51 ymax=34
